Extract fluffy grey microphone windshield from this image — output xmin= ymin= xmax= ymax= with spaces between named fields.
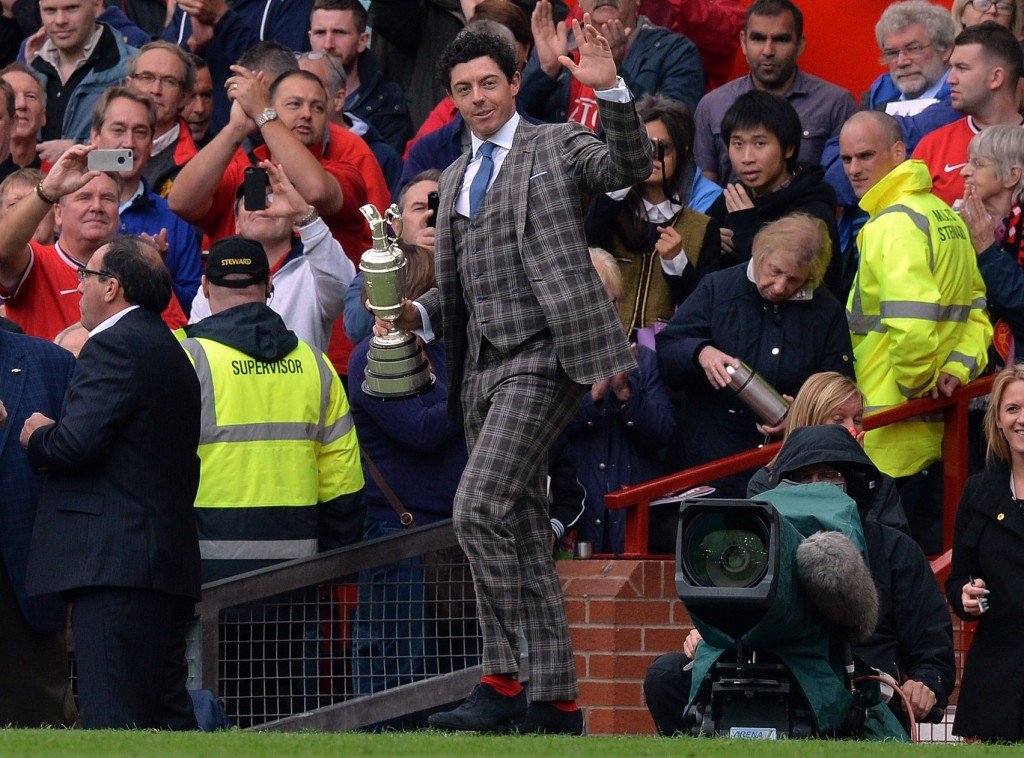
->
xmin=796 ymin=531 xmax=879 ymax=643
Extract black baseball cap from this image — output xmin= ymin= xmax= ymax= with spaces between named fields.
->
xmin=205 ymin=236 xmax=270 ymax=288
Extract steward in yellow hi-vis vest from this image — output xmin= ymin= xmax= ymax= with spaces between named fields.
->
xmin=849 ymin=160 xmax=991 ymax=479
xmin=179 ymin=237 xmax=364 ymax=583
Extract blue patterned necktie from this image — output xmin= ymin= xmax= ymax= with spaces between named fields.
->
xmin=468 ymin=141 xmax=496 ymax=218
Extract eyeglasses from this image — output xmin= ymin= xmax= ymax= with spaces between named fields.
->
xmin=968 ymin=0 xmax=1015 ymax=16
xmin=130 ymin=72 xmax=185 ymax=90
xmin=879 ymin=41 xmax=934 ymax=64
xmin=77 ymin=267 xmax=114 ymax=282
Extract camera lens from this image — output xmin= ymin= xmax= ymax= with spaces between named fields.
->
xmin=682 ymin=511 xmax=770 ymax=588
xmin=721 ymin=544 xmax=751 ymax=574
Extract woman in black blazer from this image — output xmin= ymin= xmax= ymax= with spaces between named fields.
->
xmin=947 ymin=364 xmax=1024 ymax=742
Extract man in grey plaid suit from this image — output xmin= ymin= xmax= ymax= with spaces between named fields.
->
xmin=385 ymin=14 xmax=652 ymax=734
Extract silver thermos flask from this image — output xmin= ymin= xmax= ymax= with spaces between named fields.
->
xmin=725 ymin=362 xmax=790 ymax=427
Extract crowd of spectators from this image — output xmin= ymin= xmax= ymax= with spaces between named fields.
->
xmin=1 ymin=0 xmax=1024 ymax=740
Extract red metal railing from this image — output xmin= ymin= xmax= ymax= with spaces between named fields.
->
xmin=605 ymin=374 xmax=996 ymax=558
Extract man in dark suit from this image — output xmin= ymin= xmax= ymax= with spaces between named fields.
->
xmin=386 ymin=24 xmax=652 ymax=734
xmin=0 ymin=329 xmax=76 ymax=726
xmin=19 ymin=234 xmax=202 ymax=730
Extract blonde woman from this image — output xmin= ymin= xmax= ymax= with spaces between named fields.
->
xmin=746 ymin=371 xmax=910 ymax=534
xmin=947 ymin=364 xmax=1024 ymax=742
xmin=952 ymin=0 xmax=1022 ymax=38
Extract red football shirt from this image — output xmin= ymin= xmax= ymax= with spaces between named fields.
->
xmin=1 ymin=241 xmax=186 ymax=340
xmin=194 ymin=126 xmax=383 ymax=376
xmin=196 ymin=126 xmax=377 ymax=265
xmin=911 ymin=116 xmax=980 ymax=207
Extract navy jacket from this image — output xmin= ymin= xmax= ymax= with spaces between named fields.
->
xmin=976 ymin=241 xmax=1024 ymax=360
xmin=0 ymin=331 xmax=74 ymax=632
xmin=346 ymin=49 xmax=414 ymax=155
xmin=350 ymin=116 xmax=404 ymax=201
xmin=824 ymin=69 xmax=955 ymax=208
xmin=563 ymin=345 xmax=675 ymax=554
xmin=398 ymin=108 xmax=545 ymax=193
xmin=348 ymin=337 xmax=467 ymax=525
xmin=820 ymin=85 xmax=959 ymax=253
xmin=518 ymin=25 xmax=704 ymax=122
xmin=400 ymin=113 xmax=466 ymax=191
xmin=25 ymin=307 xmax=203 ymax=600
xmin=118 ymin=180 xmax=203 ymax=314
xmin=656 ymin=263 xmax=854 ymax=491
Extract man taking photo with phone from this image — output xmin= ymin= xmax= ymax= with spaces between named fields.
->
xmin=89 ymin=86 xmax=203 ymax=313
xmin=188 ymin=160 xmax=356 ymax=357
xmin=0 ymin=144 xmax=185 ymax=340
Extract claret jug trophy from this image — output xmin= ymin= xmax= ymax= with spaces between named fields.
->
xmin=358 ymin=203 xmax=435 ymax=399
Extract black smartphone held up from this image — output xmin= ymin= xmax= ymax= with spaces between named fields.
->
xmin=243 ymin=167 xmax=269 ymax=211
xmin=426 ymin=190 xmax=440 ymax=228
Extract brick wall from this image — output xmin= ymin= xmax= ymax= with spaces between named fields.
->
xmin=557 ymin=558 xmax=691 ymax=736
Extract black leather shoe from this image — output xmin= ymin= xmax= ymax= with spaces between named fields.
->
xmin=428 ymin=683 xmax=527 ymax=732
xmin=518 ymin=702 xmax=585 ymax=735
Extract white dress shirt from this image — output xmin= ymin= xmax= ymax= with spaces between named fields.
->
xmin=89 ymin=304 xmax=140 ymax=337
xmin=600 ymin=190 xmax=689 ymax=276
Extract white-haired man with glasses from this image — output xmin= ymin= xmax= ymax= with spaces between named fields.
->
xmin=869 ymin=0 xmax=957 ymax=113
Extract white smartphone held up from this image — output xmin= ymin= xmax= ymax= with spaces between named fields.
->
xmin=88 ymin=149 xmax=134 ymax=172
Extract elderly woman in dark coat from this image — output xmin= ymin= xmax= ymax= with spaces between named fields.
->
xmin=947 ymin=364 xmax=1024 ymax=743
xmin=960 ymin=124 xmax=1024 ymax=366
xmin=656 ymin=212 xmax=854 ymax=495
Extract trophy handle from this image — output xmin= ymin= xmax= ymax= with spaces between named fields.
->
xmin=385 ymin=204 xmax=403 ymax=243
xmin=360 ymin=204 xmax=391 ymax=252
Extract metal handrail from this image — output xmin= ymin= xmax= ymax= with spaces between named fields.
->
xmin=193 ymin=520 xmax=463 ymax=720
xmin=605 ymin=374 xmax=995 ymax=557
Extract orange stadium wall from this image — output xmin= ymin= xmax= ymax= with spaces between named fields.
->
xmin=723 ymin=0 xmax=904 ymax=102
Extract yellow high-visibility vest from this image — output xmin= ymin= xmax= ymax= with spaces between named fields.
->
xmin=849 ymin=160 xmax=991 ymax=478
xmin=180 ymin=336 xmax=363 ymax=564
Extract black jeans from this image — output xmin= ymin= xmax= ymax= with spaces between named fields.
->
xmin=643 ymin=652 xmax=693 ymax=736
xmin=894 ymin=461 xmax=943 ymax=555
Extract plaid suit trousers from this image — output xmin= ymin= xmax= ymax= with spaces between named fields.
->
xmin=453 ymin=333 xmax=585 ymax=701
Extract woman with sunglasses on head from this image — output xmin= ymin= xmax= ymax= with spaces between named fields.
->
xmin=585 ymin=94 xmax=725 ymax=337
xmin=746 ymin=371 xmax=910 ymax=534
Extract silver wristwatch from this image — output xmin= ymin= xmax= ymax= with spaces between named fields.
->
xmin=296 ymin=206 xmax=319 ymax=227
xmin=256 ymin=107 xmax=278 ymax=128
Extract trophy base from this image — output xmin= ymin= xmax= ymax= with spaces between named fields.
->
xmin=362 ymin=374 xmax=436 ymax=401
xmin=362 ymin=330 xmax=436 ymax=400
